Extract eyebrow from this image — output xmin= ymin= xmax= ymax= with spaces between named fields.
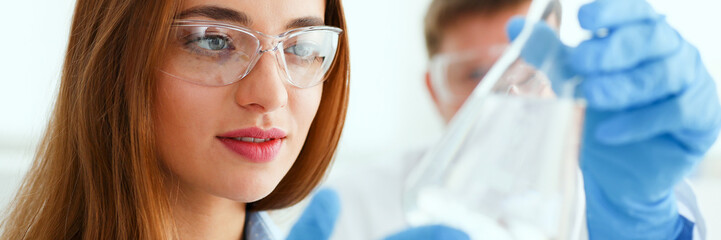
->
xmin=178 ymin=5 xmax=325 ymax=30
xmin=286 ymin=17 xmax=325 ymax=29
xmin=178 ymin=6 xmax=251 ymax=26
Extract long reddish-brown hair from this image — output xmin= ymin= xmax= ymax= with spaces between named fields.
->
xmin=0 ymin=0 xmax=349 ymax=239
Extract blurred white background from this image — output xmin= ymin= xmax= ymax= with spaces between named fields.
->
xmin=1 ymin=0 xmax=720 ymax=237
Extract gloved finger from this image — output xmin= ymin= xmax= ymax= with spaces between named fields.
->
xmin=506 ymin=17 xmax=565 ymax=67
xmin=671 ymin=72 xmax=721 ymax=152
xmin=384 ymin=225 xmax=470 ymax=240
xmin=506 ymin=16 xmax=525 ymax=42
xmin=570 ymin=20 xmax=682 ymax=74
xmin=506 ymin=17 xmax=574 ymax=94
xmin=286 ymin=189 xmax=340 ymax=240
xmin=578 ymin=0 xmax=663 ymax=31
xmin=595 ymin=72 xmax=721 ymax=151
xmin=579 ymin=42 xmax=698 ymax=110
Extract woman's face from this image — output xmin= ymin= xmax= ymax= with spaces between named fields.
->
xmin=154 ymin=0 xmax=325 ymax=203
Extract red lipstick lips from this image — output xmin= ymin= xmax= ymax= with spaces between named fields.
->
xmin=217 ymin=127 xmax=286 ymax=163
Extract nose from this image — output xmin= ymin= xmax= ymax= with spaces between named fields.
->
xmin=234 ymin=52 xmax=288 ymax=113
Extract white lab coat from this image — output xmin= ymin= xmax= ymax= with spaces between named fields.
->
xmin=326 ymin=147 xmax=706 ymax=240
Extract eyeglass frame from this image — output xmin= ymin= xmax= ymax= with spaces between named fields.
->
xmin=428 ymin=45 xmax=509 ymax=103
xmin=160 ymin=19 xmax=344 ymax=88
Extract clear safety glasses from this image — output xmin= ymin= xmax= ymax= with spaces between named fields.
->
xmin=160 ymin=20 xmax=342 ymax=88
xmin=429 ymin=45 xmax=554 ymax=106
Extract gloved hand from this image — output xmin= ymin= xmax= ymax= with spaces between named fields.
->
xmin=286 ymin=189 xmax=340 ymax=240
xmin=506 ymin=0 xmax=721 ymax=239
xmin=383 ymin=225 xmax=469 ymax=240
xmin=286 ymin=189 xmax=469 ymax=240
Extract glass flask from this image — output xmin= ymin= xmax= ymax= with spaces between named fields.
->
xmin=403 ymin=0 xmax=587 ymax=239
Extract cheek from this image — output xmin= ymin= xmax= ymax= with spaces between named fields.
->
xmin=295 ymin=85 xmax=324 ymax=127
xmin=287 ymin=84 xmax=324 ymax=146
xmin=437 ymin=96 xmax=466 ymax=123
xmin=155 ymin=78 xmax=216 ymax=153
xmin=153 ymin=74 xmax=226 ymax=188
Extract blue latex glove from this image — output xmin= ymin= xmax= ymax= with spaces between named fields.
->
xmin=506 ymin=0 xmax=721 ymax=239
xmin=287 ymin=189 xmax=340 ymax=240
xmin=287 ymin=189 xmax=468 ymax=240
xmin=383 ymin=225 xmax=470 ymax=240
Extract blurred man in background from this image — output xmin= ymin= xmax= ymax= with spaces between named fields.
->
xmin=326 ymin=0 xmax=719 ymax=239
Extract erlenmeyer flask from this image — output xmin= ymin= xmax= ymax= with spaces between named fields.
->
xmin=403 ymin=0 xmax=587 ymax=239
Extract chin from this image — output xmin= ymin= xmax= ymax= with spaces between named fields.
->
xmin=230 ymin=187 xmax=275 ymax=203
xmin=217 ymin=174 xmax=283 ymax=203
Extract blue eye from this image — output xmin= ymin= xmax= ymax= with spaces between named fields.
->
xmin=193 ymin=36 xmax=231 ymax=51
xmin=285 ymin=43 xmax=321 ymax=58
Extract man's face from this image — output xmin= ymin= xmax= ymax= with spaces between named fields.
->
xmin=426 ymin=3 xmax=532 ymax=123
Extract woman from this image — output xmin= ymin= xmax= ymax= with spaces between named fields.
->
xmin=1 ymin=0 xmax=349 ymax=239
